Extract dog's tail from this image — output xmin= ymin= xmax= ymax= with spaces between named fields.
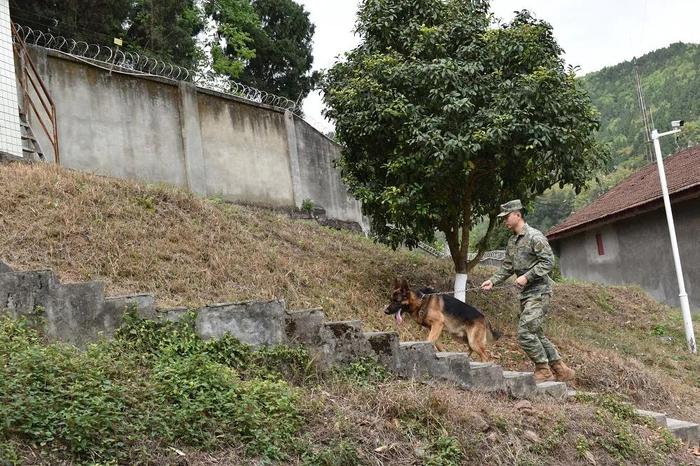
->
xmin=487 ymin=320 xmax=502 ymax=343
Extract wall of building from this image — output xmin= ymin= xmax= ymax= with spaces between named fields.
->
xmin=0 ymin=0 xmax=22 ymax=157
xmin=24 ymin=46 xmax=366 ymax=227
xmin=555 ymin=197 xmax=700 ymax=311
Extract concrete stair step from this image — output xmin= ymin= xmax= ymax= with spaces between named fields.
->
xmin=635 ymin=409 xmax=667 ymax=426
xmin=285 ymin=308 xmax=326 ymax=345
xmin=535 ymin=381 xmax=568 ymax=399
xmin=364 ymin=331 xmax=400 ymax=370
xmin=323 ymin=320 xmax=363 ymax=337
xmin=397 ymin=341 xmax=438 ymax=379
xmin=433 ymin=352 xmax=472 ymax=388
xmin=503 ymin=371 xmax=537 ymax=398
xmin=666 ymin=418 xmax=700 ymax=446
xmin=468 ymin=362 xmax=505 ymax=392
xmin=399 ymin=341 xmax=436 ymax=351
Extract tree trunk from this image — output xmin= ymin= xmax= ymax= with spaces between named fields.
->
xmin=454 ymin=272 xmax=467 ymax=303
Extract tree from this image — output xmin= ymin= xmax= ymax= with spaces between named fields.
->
xmin=10 ymin=0 xmax=130 ymax=44
xmin=206 ymin=0 xmax=317 ymax=100
xmin=124 ymin=0 xmax=206 ymax=70
xmin=205 ymin=0 xmax=261 ymax=79
xmin=322 ymin=0 xmax=607 ymax=300
xmin=239 ymin=0 xmax=318 ymax=102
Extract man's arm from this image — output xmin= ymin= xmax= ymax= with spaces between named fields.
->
xmin=489 ymin=248 xmax=514 ymax=285
xmin=524 ymin=235 xmax=554 ymax=281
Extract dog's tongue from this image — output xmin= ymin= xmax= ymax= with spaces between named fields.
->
xmin=395 ymin=310 xmax=403 ymax=325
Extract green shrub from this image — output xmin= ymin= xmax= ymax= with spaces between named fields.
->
xmin=425 ymin=434 xmax=463 ymax=466
xmin=0 ymin=315 xmax=305 ymax=463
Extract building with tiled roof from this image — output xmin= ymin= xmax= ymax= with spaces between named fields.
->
xmin=546 ymin=146 xmax=700 ymax=311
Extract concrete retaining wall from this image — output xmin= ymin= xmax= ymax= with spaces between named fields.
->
xmin=24 ymin=46 xmax=366 ymax=227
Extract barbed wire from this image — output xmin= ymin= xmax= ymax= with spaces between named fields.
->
xmin=14 ymin=23 xmax=301 ymax=114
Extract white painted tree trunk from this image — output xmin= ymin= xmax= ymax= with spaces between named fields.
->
xmin=454 ymin=273 xmax=467 ymax=303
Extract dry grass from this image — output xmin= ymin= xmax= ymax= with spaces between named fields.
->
xmin=139 ymin=380 xmax=695 ymax=465
xmin=1 ymin=162 xmax=699 ymax=432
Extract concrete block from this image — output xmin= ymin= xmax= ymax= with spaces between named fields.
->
xmin=103 ymin=294 xmax=157 ymax=318
xmin=48 ymin=281 xmax=107 ymax=346
xmin=503 ymin=371 xmax=538 ymax=399
xmin=666 ymin=419 xmax=700 ymax=446
xmin=0 ymin=270 xmax=57 ymax=315
xmin=468 ymin=362 xmax=505 ymax=392
xmin=364 ymin=331 xmax=399 ymax=371
xmin=318 ymin=320 xmax=373 ymax=366
xmin=434 ymin=352 xmax=473 ymax=388
xmin=397 ymin=341 xmax=439 ymax=379
xmin=100 ymin=293 xmax=157 ymax=337
xmin=635 ymin=409 xmax=667 ymax=426
xmin=535 ymin=381 xmax=568 ymax=400
xmin=196 ymin=300 xmax=287 ymax=345
xmin=158 ymin=307 xmax=190 ymax=322
xmin=285 ymin=308 xmax=326 ymax=345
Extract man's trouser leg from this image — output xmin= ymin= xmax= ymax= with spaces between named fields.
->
xmin=518 ymin=293 xmax=561 ymax=364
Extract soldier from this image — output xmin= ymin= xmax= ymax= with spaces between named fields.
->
xmin=480 ymin=199 xmax=575 ymax=383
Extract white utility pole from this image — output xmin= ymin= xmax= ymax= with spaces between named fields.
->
xmin=651 ymin=123 xmax=697 ymax=354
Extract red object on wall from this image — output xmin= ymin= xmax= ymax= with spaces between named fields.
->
xmin=596 ymin=233 xmax=605 ymax=256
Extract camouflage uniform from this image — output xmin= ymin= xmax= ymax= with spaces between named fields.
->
xmin=489 ymin=222 xmax=561 ymax=365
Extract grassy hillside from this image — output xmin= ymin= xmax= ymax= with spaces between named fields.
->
xmin=1 ymin=163 xmax=699 ymax=464
xmin=583 ymin=42 xmax=700 ymax=167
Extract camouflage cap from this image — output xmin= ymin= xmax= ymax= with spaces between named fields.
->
xmin=497 ymin=199 xmax=523 ymax=217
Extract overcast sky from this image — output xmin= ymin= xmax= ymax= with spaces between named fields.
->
xmin=296 ymin=0 xmax=700 ymax=133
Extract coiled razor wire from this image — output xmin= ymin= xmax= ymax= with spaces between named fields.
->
xmin=14 ymin=24 xmax=301 ymax=113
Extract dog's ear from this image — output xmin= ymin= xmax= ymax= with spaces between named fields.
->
xmin=400 ymin=278 xmax=409 ymax=290
xmin=393 ymin=278 xmax=400 ymax=289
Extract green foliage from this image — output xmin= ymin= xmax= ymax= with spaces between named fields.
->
xmin=322 ymin=0 xmax=607 ymax=273
xmin=205 ymin=0 xmax=260 ymax=79
xmin=302 ymin=198 xmax=315 ymax=213
xmin=584 ymin=42 xmax=700 ymax=168
xmin=240 ymin=0 xmax=318 ymax=101
xmin=301 ymin=440 xmax=366 ymax=466
xmin=125 ymin=0 xmax=206 ymax=69
xmin=12 ymin=0 xmax=318 ymax=98
xmin=0 ymin=315 xmax=305 ymax=463
xmin=425 ymin=434 xmax=464 ymax=466
xmin=10 ymin=0 xmax=131 ymax=44
xmin=332 ymin=357 xmax=388 ymax=387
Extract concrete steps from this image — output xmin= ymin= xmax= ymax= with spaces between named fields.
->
xmin=2 ymin=262 xmax=697 ymax=448
xmin=19 ymin=111 xmax=46 ymax=162
xmin=635 ymin=409 xmax=699 ymax=446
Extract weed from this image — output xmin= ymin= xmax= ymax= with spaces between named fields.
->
xmin=425 ymin=434 xmax=463 ymax=466
xmin=301 ymin=440 xmax=365 ymax=466
xmin=332 ymin=357 xmax=388 ymax=387
xmin=135 ymin=195 xmax=155 ymax=211
xmin=0 ymin=316 xmax=303 ymax=463
xmin=575 ymin=434 xmax=590 ymax=456
xmin=301 ymin=198 xmax=315 ymax=214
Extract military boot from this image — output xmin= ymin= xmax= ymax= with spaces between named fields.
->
xmin=533 ymin=363 xmax=555 ymax=382
xmin=549 ymin=360 xmax=575 ymax=382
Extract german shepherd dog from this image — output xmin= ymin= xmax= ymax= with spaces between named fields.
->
xmin=384 ymin=279 xmax=501 ymax=361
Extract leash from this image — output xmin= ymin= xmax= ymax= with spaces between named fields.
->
xmin=419 ymin=284 xmax=516 ymax=297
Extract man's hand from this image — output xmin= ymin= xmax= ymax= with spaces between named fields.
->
xmin=515 ymin=275 xmax=528 ymax=289
xmin=481 ymin=279 xmax=494 ymax=291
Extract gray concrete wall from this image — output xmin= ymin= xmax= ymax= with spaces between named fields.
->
xmin=198 ymin=92 xmax=293 ymax=206
xmin=30 ymin=50 xmax=189 ymax=187
xmin=25 ymin=47 xmax=365 ymax=224
xmin=290 ymin=115 xmax=365 ymax=224
xmin=555 ymin=197 xmax=700 ymax=311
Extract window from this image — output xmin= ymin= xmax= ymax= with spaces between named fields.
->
xmin=595 ymin=233 xmax=605 ymax=256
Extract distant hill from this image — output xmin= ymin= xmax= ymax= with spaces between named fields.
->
xmin=583 ymin=42 xmax=700 ymax=167
xmin=525 ymin=42 xmax=700 ymax=233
